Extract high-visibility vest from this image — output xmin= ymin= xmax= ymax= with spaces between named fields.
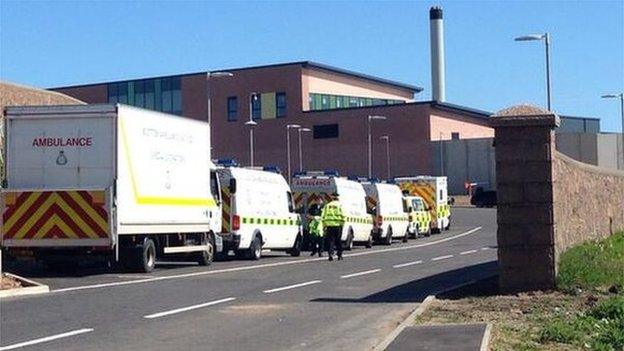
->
xmin=309 ymin=216 xmax=323 ymax=237
xmin=321 ymin=200 xmax=345 ymax=227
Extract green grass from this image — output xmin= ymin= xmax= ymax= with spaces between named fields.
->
xmin=557 ymin=232 xmax=624 ymax=292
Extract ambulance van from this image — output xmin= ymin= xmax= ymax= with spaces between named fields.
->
xmin=217 ymin=165 xmax=302 ymax=260
xmin=394 ymin=176 xmax=450 ymax=233
xmin=292 ymin=172 xmax=374 ymax=249
xmin=362 ymin=182 xmax=410 ymax=245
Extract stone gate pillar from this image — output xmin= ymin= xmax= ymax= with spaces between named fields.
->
xmin=489 ymin=105 xmax=560 ymax=292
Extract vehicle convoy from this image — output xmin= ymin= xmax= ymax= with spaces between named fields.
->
xmin=216 ymin=163 xmax=302 ymax=260
xmin=292 ymin=172 xmax=373 ymax=249
xmin=1 ymin=104 xmax=222 ymax=272
xmin=394 ymin=176 xmax=451 ymax=233
xmin=361 ymin=181 xmax=410 ymax=245
xmin=403 ymin=195 xmax=432 ymax=238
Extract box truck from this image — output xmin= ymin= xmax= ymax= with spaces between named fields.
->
xmin=292 ymin=172 xmax=373 ymax=249
xmin=216 ymin=164 xmax=302 ymax=260
xmin=394 ymin=176 xmax=451 ymax=233
xmin=1 ymin=104 xmax=222 ymax=272
xmin=362 ymin=182 xmax=410 ymax=245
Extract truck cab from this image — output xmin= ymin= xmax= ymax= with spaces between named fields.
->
xmin=403 ymin=195 xmax=432 ymax=238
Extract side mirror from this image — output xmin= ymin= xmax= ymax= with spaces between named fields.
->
xmin=407 ymin=206 xmax=413 ymax=213
xmin=229 ymin=178 xmax=237 ymax=194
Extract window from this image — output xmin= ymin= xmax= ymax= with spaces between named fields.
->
xmin=134 ymin=80 xmax=145 ymax=108
xmin=161 ymin=78 xmax=172 ymax=113
xmin=307 ymin=93 xmax=406 ymax=111
xmin=107 ymin=83 xmax=118 ymax=103
xmin=251 ymin=94 xmax=261 ymax=120
xmin=171 ymin=77 xmax=182 ymax=115
xmin=144 ymin=80 xmax=155 ymax=109
xmin=313 ymin=124 xmax=339 ymax=139
xmin=227 ymin=96 xmax=238 ymax=121
xmin=321 ymin=95 xmax=330 ymax=110
xmin=107 ymin=78 xmax=179 ymax=114
xmin=451 ymin=132 xmax=460 ymax=140
xmin=276 ymin=92 xmax=286 ymax=118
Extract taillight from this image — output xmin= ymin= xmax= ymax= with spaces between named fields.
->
xmin=232 ymin=215 xmax=240 ymax=231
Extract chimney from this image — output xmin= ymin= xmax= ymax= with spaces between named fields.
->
xmin=430 ymin=6 xmax=445 ymax=102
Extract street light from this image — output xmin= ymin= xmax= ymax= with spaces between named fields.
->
xmin=206 ymin=71 xmax=234 ymax=125
xmin=380 ymin=135 xmax=390 ymax=180
xmin=297 ymin=127 xmax=312 ymax=172
xmin=286 ymin=124 xmax=301 ymax=182
xmin=515 ymin=33 xmax=552 ymax=111
xmin=602 ymin=93 xmax=624 ymax=167
xmin=245 ymin=120 xmax=257 ymax=167
xmin=367 ymin=115 xmax=387 ymax=178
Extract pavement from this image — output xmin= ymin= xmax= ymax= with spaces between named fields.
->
xmin=0 ymin=207 xmax=498 ymax=351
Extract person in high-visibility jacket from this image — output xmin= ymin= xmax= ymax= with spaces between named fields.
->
xmin=321 ymin=193 xmax=345 ymax=261
xmin=308 ymin=203 xmax=324 ymax=257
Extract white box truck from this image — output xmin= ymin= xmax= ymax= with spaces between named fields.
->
xmin=1 ymin=104 xmax=223 ymax=272
xmin=362 ymin=182 xmax=410 ymax=245
xmin=216 ymin=165 xmax=302 ymax=260
xmin=394 ymin=176 xmax=451 ymax=233
xmin=292 ymin=172 xmax=373 ymax=249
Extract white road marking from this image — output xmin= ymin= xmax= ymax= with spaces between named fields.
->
xmin=143 ymin=297 xmax=236 ymax=319
xmin=50 ymin=227 xmax=482 ymax=295
xmin=431 ymin=254 xmax=454 ymax=261
xmin=263 ymin=280 xmax=322 ymax=294
xmin=114 ymin=275 xmax=155 ymax=279
xmin=481 ymin=247 xmax=491 ymax=251
xmin=460 ymin=249 xmax=478 ymax=255
xmin=0 ymin=328 xmax=93 ymax=351
xmin=340 ymin=269 xmax=381 ymax=279
xmin=393 ymin=260 xmax=423 ymax=268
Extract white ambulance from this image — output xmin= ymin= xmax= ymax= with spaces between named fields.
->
xmin=394 ymin=176 xmax=451 ymax=233
xmin=362 ymin=182 xmax=410 ymax=245
xmin=217 ymin=164 xmax=302 ymax=260
xmin=292 ymin=172 xmax=373 ymax=249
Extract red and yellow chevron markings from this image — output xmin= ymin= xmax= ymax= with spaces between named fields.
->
xmin=2 ymin=191 xmax=109 ymax=240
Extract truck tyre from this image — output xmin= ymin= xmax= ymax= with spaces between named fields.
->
xmin=195 ymin=233 xmax=214 ymax=266
xmin=383 ymin=227 xmax=393 ymax=246
xmin=135 ymin=238 xmax=156 ymax=273
xmin=365 ymin=233 xmax=373 ymax=248
xmin=344 ymin=230 xmax=354 ymax=251
xmin=242 ymin=235 xmax=262 ymax=260
xmin=402 ymin=229 xmax=409 ymax=243
xmin=289 ymin=235 xmax=302 ymax=257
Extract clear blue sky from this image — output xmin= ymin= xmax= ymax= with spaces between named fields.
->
xmin=1 ymin=1 xmax=623 ymax=131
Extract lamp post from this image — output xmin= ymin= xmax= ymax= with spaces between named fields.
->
xmin=515 ymin=33 xmax=552 ymax=111
xmin=297 ymin=127 xmax=311 ymax=172
xmin=380 ymin=135 xmax=390 ymax=180
xmin=368 ymin=115 xmax=387 ymax=178
xmin=286 ymin=124 xmax=301 ymax=182
xmin=602 ymin=93 xmax=624 ymax=167
xmin=206 ymin=71 xmax=234 ymax=126
xmin=245 ymin=120 xmax=257 ymax=167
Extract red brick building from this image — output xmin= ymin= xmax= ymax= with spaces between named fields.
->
xmin=52 ymin=61 xmax=493 ymax=179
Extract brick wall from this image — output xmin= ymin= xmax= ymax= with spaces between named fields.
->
xmin=491 ymin=104 xmax=624 ymax=292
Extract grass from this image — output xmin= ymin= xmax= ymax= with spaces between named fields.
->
xmin=414 ymin=232 xmax=624 ymax=351
xmin=557 ymin=232 xmax=624 ymax=292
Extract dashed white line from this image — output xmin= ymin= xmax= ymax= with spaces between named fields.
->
xmin=340 ymin=269 xmax=381 ymax=279
xmin=393 ymin=260 xmax=423 ymax=268
xmin=481 ymin=247 xmax=491 ymax=251
xmin=49 ymin=227 xmax=482 ymax=295
xmin=263 ymin=280 xmax=322 ymax=294
xmin=0 ymin=328 xmax=94 ymax=351
xmin=143 ymin=297 xmax=236 ymax=319
xmin=460 ymin=249 xmax=478 ymax=255
xmin=431 ymin=254 xmax=454 ymax=261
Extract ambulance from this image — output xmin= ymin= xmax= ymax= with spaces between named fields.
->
xmin=291 ymin=172 xmax=373 ymax=249
xmin=404 ymin=195 xmax=432 ymax=238
xmin=217 ymin=164 xmax=302 ymax=260
xmin=361 ymin=181 xmax=410 ymax=245
xmin=394 ymin=176 xmax=451 ymax=233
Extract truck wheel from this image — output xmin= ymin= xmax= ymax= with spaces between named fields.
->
xmin=289 ymin=235 xmax=302 ymax=257
xmin=195 ymin=233 xmax=214 ymax=266
xmin=402 ymin=229 xmax=409 ymax=243
xmin=135 ymin=238 xmax=156 ymax=273
xmin=365 ymin=233 xmax=373 ymax=248
xmin=384 ymin=227 xmax=393 ymax=246
xmin=245 ymin=235 xmax=262 ymax=260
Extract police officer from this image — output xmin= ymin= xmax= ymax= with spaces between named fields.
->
xmin=308 ymin=203 xmax=323 ymax=257
xmin=321 ymin=192 xmax=345 ymax=261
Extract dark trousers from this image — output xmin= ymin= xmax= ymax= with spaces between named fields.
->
xmin=310 ymin=235 xmax=323 ymax=256
xmin=325 ymin=226 xmax=343 ymax=259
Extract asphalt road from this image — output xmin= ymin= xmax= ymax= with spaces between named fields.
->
xmin=0 ymin=207 xmax=498 ymax=351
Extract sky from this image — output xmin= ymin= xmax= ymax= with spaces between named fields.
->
xmin=1 ymin=0 xmax=623 ymax=132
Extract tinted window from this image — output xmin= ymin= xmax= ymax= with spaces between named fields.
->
xmin=313 ymin=124 xmax=339 ymax=139
xmin=276 ymin=92 xmax=286 ymax=118
xmin=251 ymin=94 xmax=261 ymax=120
xmin=227 ymin=96 xmax=238 ymax=121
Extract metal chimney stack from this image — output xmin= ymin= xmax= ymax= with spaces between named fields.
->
xmin=430 ymin=6 xmax=445 ymax=102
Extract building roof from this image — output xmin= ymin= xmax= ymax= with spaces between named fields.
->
xmin=1 ymin=81 xmax=85 ymax=113
xmin=50 ymin=61 xmax=423 ymax=93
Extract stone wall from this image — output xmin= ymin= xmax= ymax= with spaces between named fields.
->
xmin=553 ymin=152 xmax=624 ymax=262
xmin=491 ymin=104 xmax=624 ymax=292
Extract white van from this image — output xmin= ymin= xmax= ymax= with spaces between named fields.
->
xmin=217 ymin=166 xmax=302 ymax=260
xmin=362 ymin=182 xmax=410 ymax=245
xmin=292 ymin=172 xmax=374 ymax=249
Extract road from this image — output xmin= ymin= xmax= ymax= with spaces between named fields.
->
xmin=0 ymin=208 xmax=498 ymax=351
